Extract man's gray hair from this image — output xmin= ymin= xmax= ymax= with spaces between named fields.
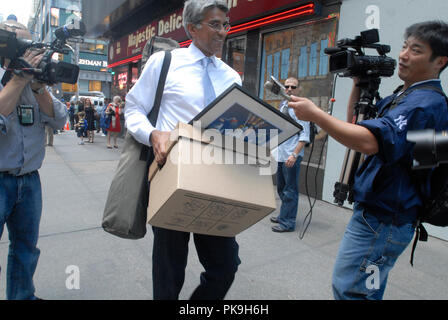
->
xmin=183 ymin=0 xmax=229 ymax=39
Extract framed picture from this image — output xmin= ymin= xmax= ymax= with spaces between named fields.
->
xmin=190 ymin=84 xmax=302 ymax=149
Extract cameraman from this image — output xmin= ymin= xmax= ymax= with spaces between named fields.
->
xmin=289 ymin=20 xmax=448 ymax=299
xmin=0 ymin=20 xmax=67 ymax=300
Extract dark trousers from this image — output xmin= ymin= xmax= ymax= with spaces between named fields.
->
xmin=152 ymin=226 xmax=241 ymax=300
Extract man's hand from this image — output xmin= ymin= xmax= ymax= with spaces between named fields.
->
xmin=18 ymin=48 xmax=46 ymax=82
xmin=150 ymin=130 xmax=171 ymax=165
xmin=285 ymin=155 xmax=297 ymax=168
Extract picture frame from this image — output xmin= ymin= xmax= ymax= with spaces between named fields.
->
xmin=190 ymin=83 xmax=302 ymax=150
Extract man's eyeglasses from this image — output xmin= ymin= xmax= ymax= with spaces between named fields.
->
xmin=285 ymin=85 xmax=297 ymax=89
xmin=201 ymin=21 xmax=231 ymax=33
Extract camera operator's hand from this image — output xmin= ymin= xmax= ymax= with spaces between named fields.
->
xmin=30 ymin=80 xmax=46 ymax=92
xmin=15 ymin=48 xmax=46 ymax=82
xmin=289 ymin=95 xmax=379 ymax=155
xmin=288 ymin=96 xmax=322 ymax=122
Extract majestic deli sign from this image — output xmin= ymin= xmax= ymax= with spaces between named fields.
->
xmin=109 ymin=0 xmax=312 ymax=64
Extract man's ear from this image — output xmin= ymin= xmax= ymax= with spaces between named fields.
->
xmin=187 ymin=23 xmax=199 ymax=39
xmin=436 ymin=56 xmax=448 ymax=72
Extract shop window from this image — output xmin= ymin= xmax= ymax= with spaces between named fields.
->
xmin=281 ymin=49 xmax=290 ymax=79
xmin=266 ymin=55 xmax=273 ymax=80
xmin=258 ymin=16 xmax=339 ymax=168
xmin=298 ymin=46 xmax=308 ymax=78
xmin=131 ymin=64 xmax=139 ymax=88
xmin=50 ymin=8 xmax=59 ymax=27
xmin=309 ymin=42 xmax=318 ymax=77
xmin=225 ymin=37 xmax=246 ymax=80
xmin=319 ymin=39 xmax=329 ymax=76
xmin=273 ymin=52 xmax=280 ymax=80
xmin=89 ymin=81 xmax=101 ymax=92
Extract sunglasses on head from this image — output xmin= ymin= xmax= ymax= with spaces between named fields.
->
xmin=285 ymin=85 xmax=297 ymax=89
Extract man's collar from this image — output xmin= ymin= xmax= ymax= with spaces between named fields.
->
xmin=188 ymin=42 xmax=217 ymax=67
xmin=397 ymin=79 xmax=441 ymax=96
xmin=408 ymin=79 xmax=441 ymax=89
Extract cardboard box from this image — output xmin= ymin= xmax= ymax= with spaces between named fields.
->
xmin=147 ymin=122 xmax=276 ymax=237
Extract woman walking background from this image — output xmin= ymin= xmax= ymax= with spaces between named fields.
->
xmin=106 ymin=96 xmax=122 ymax=148
xmin=84 ymin=98 xmax=96 ymax=143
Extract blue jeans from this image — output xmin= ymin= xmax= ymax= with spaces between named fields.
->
xmin=276 ymin=158 xmax=302 ymax=230
xmin=0 ymin=171 xmax=42 ymax=300
xmin=152 ymin=227 xmax=241 ymax=300
xmin=332 ymin=203 xmax=415 ymax=300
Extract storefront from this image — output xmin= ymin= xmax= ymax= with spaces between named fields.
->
xmin=106 ymin=0 xmax=340 ymax=197
xmin=61 ymin=50 xmax=112 ymax=102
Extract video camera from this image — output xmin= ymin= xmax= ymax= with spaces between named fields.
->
xmin=325 ymin=28 xmax=396 ymax=78
xmin=0 ymin=19 xmax=86 ymax=85
xmin=407 ymin=129 xmax=448 ymax=169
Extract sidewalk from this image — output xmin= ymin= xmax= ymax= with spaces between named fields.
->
xmin=1 ymin=130 xmax=447 ymax=300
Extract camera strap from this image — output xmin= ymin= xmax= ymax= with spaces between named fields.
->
xmin=1 ymin=69 xmax=12 ymax=86
xmin=378 ymin=84 xmax=447 ymax=118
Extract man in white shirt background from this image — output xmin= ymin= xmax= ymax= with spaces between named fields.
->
xmin=125 ymin=0 xmax=242 ymax=300
xmin=271 ymin=77 xmax=310 ymax=233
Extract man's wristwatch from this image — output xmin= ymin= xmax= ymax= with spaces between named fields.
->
xmin=291 ymin=152 xmax=299 ymax=159
xmin=32 ymin=87 xmax=46 ymax=95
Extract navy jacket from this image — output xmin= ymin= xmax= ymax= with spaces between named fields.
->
xmin=353 ymin=80 xmax=448 ymax=220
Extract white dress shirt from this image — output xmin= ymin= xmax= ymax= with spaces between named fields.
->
xmin=125 ymin=42 xmax=242 ymax=146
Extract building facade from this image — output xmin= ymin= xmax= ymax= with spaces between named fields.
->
xmin=84 ymin=0 xmax=340 ymax=200
xmin=29 ymin=0 xmax=112 ymax=102
xmin=83 ymin=0 xmax=448 ymax=240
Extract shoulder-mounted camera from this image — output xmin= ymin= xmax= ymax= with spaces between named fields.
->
xmin=0 ymin=19 xmax=86 ymax=85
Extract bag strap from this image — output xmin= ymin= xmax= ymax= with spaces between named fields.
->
xmin=148 ymin=50 xmax=172 ymax=126
xmin=139 ymin=50 xmax=172 ymax=161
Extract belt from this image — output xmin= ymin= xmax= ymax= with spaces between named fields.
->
xmin=359 ymin=202 xmax=418 ymax=226
xmin=0 ymin=170 xmax=37 ymax=177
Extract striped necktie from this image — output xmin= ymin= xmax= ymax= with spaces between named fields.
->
xmin=202 ymin=57 xmax=216 ymax=106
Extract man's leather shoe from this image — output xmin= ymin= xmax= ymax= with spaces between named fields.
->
xmin=270 ymin=216 xmax=279 ymax=223
xmin=272 ymin=225 xmax=294 ymax=233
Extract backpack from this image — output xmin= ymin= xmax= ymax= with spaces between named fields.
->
xmin=384 ymin=84 xmax=448 ymax=265
xmin=141 ymin=36 xmax=180 ymax=73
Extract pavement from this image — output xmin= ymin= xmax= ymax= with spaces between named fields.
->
xmin=1 ymin=130 xmax=447 ymax=300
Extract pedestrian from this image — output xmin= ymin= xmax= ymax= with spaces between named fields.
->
xmin=270 ymin=77 xmax=310 ymax=232
xmin=84 ymin=98 xmax=96 ymax=143
xmin=74 ymin=111 xmax=87 ymax=145
xmin=288 ymin=20 xmax=448 ymax=299
xmin=105 ymin=96 xmax=122 ymax=149
xmin=125 ymin=0 xmax=241 ymax=300
xmin=119 ymin=101 xmax=126 ymax=137
xmin=95 ymin=101 xmax=103 ymax=133
xmin=45 ymin=125 xmax=54 ymax=146
xmin=0 ymin=20 xmax=67 ymax=300
xmin=69 ymin=101 xmax=75 ymax=130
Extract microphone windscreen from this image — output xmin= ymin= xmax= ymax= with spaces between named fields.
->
xmin=324 ymin=47 xmax=343 ymax=54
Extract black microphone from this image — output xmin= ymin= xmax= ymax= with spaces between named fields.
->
xmin=324 ymin=47 xmax=343 ymax=54
xmin=54 ymin=19 xmax=86 ymax=40
xmin=264 ymin=76 xmax=291 ymax=101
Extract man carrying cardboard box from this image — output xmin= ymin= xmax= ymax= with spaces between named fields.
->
xmin=125 ymin=0 xmax=242 ymax=300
